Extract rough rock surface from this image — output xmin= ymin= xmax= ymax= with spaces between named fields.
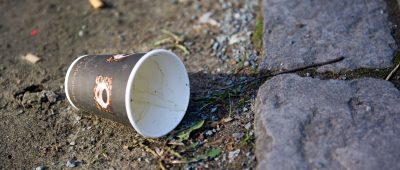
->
xmin=255 ymin=74 xmax=400 ymax=170
xmin=261 ymin=0 xmax=396 ymax=72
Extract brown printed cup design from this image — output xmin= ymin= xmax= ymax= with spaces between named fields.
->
xmin=65 ymin=49 xmax=190 ymax=138
xmin=94 ymin=75 xmax=113 ymax=113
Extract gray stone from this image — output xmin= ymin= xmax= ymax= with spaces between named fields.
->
xmin=35 ymin=166 xmax=46 ymax=170
xmin=43 ymin=91 xmax=58 ymax=104
xmin=228 ymin=149 xmax=240 ymax=162
xmin=262 ymin=0 xmax=396 ymax=72
xmin=255 ymin=74 xmax=400 ymax=170
xmin=66 ymin=159 xmax=78 ymax=168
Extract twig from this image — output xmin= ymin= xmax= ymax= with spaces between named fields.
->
xmin=159 ymin=160 xmax=167 ymax=170
xmin=386 ymin=62 xmax=400 ymax=80
xmin=175 ymin=44 xmax=190 ymax=55
xmin=165 ymin=146 xmax=183 ymax=159
xmin=162 ymin=29 xmax=183 ymax=42
xmin=139 ymin=141 xmax=158 ymax=157
xmin=191 ymin=56 xmax=345 ymax=94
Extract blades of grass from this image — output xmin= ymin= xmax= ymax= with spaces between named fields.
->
xmin=139 ymin=141 xmax=158 ymax=157
xmin=165 ymin=146 xmax=183 ymax=159
xmin=175 ymin=44 xmax=190 ymax=55
xmin=159 ymin=160 xmax=167 ymax=170
xmin=154 ymin=38 xmax=174 ymax=46
xmin=207 ymin=148 xmax=222 ymax=159
xmin=162 ymin=29 xmax=184 ymax=42
xmin=177 ymin=120 xmax=205 ymax=141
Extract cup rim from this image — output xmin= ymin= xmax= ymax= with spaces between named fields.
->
xmin=125 ymin=49 xmax=190 ymax=138
xmin=65 ymin=55 xmax=88 ymax=110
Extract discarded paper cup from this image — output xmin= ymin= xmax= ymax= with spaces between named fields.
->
xmin=64 ymin=49 xmax=190 ymax=137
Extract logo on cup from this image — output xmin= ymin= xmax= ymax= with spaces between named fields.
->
xmin=94 ymin=75 xmax=113 ymax=113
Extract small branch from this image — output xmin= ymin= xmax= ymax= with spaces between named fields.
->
xmin=191 ymin=56 xmax=345 ymax=94
xmin=386 ymin=62 xmax=400 ymax=80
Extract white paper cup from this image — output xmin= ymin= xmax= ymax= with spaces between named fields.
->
xmin=65 ymin=49 xmax=190 ymax=137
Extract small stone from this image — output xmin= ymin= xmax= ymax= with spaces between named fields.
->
xmin=229 ymin=32 xmax=248 ymax=45
xmin=243 ymin=61 xmax=249 ymax=67
xmin=17 ymin=110 xmax=24 ymax=115
xmin=78 ymin=30 xmax=84 ymax=37
xmin=234 ymin=13 xmax=241 ymax=19
xmin=242 ymin=107 xmax=248 ymax=112
xmin=244 ymin=122 xmax=251 ymax=130
xmin=199 ymin=12 xmax=220 ymax=27
xmin=222 ymin=117 xmax=233 ymax=123
xmin=228 ymin=149 xmax=240 ymax=162
xmin=232 ymin=133 xmax=244 ymax=140
xmin=69 ymin=141 xmax=76 ymax=146
xmin=210 ymin=107 xmax=218 ymax=113
xmin=205 ymin=130 xmax=213 ymax=136
xmin=66 ymin=159 xmax=78 ymax=168
xmin=35 ymin=166 xmax=46 ymax=170
xmin=44 ymin=91 xmax=58 ymax=103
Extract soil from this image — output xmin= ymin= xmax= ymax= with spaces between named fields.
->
xmin=1 ymin=0 xmax=400 ymax=169
xmin=0 ymin=0 xmax=258 ymax=169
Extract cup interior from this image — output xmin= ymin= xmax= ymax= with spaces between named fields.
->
xmin=126 ymin=49 xmax=190 ymax=137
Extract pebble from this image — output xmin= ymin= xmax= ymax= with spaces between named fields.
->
xmin=44 ymin=91 xmax=58 ymax=103
xmin=232 ymin=132 xmax=244 ymax=139
xmin=244 ymin=122 xmax=251 ymax=130
xmin=205 ymin=130 xmax=213 ymax=136
xmin=222 ymin=117 xmax=233 ymax=123
xmin=228 ymin=149 xmax=240 ymax=162
xmin=242 ymin=107 xmax=248 ymax=112
xmin=35 ymin=166 xmax=46 ymax=170
xmin=243 ymin=61 xmax=249 ymax=67
xmin=66 ymin=159 xmax=78 ymax=168
xmin=210 ymin=107 xmax=218 ymax=113
xmin=17 ymin=110 xmax=24 ymax=115
xmin=199 ymin=12 xmax=220 ymax=27
xmin=78 ymin=30 xmax=84 ymax=37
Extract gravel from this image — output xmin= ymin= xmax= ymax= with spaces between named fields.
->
xmin=228 ymin=149 xmax=240 ymax=162
xmin=66 ymin=159 xmax=79 ymax=168
xmin=209 ymin=0 xmax=259 ymax=70
xmin=244 ymin=122 xmax=251 ymax=130
xmin=35 ymin=166 xmax=46 ymax=170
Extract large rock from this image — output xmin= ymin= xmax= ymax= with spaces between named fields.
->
xmin=261 ymin=0 xmax=396 ymax=72
xmin=255 ymin=74 xmax=400 ymax=170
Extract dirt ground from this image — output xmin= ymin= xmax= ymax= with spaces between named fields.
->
xmin=0 ymin=0 xmax=259 ymax=169
xmin=1 ymin=0 xmax=400 ymax=169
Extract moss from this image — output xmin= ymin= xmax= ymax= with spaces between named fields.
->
xmin=252 ymin=11 xmax=263 ymax=53
xmin=347 ymin=68 xmax=391 ymax=79
xmin=393 ymin=50 xmax=400 ymax=65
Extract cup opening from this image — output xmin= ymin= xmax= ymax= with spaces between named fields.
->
xmin=125 ymin=49 xmax=190 ymax=137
